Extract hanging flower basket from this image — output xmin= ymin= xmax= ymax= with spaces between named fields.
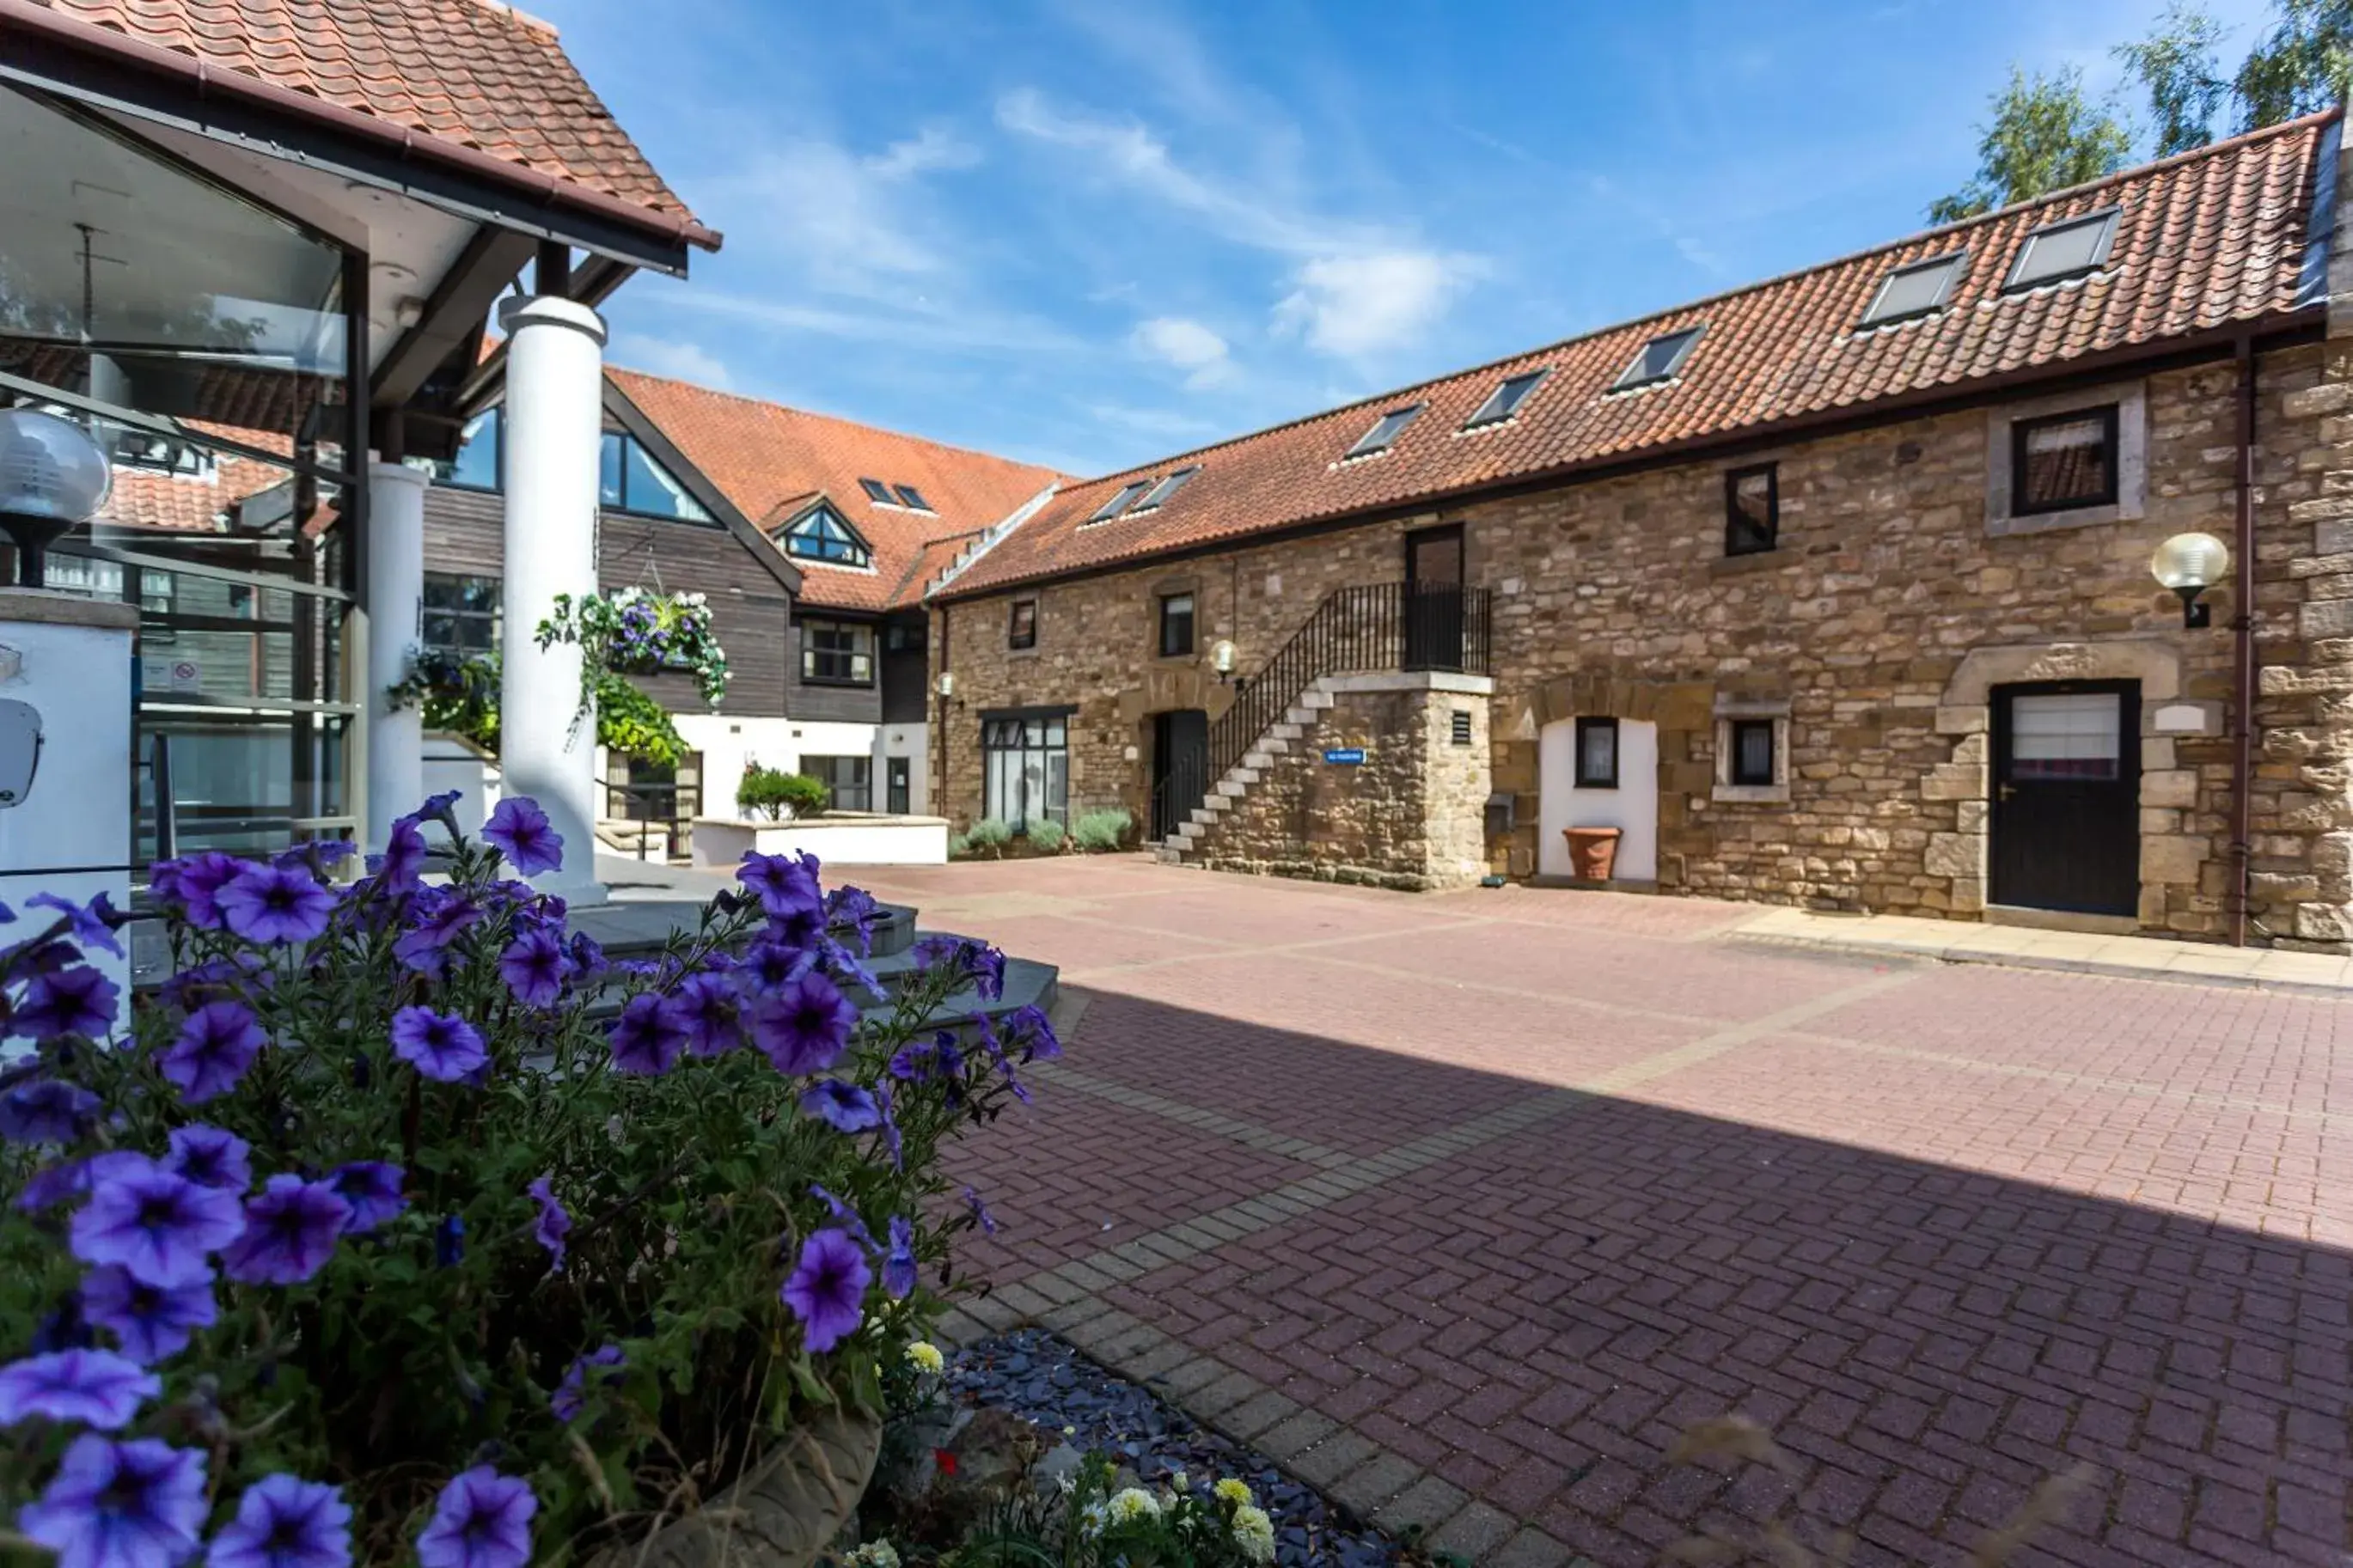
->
xmin=536 ymin=588 xmax=730 ymax=723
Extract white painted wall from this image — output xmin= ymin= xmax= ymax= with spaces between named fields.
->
xmin=1538 ymin=716 xmax=1659 ymax=881
xmin=419 ymin=734 xmax=498 ymax=842
xmin=692 ymin=814 xmax=948 ymax=868
xmin=880 ymin=723 xmax=929 ymax=815
xmin=673 ymin=717 xmax=929 ymax=817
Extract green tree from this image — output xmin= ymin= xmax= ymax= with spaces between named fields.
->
xmin=2118 ymin=3 xmax=2230 ymax=156
xmin=2234 ymin=0 xmax=2353 ymax=127
xmin=1930 ymin=66 xmax=2135 ymax=223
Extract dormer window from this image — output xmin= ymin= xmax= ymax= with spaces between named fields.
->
xmin=1347 ymin=404 xmax=1424 ymax=458
xmin=1861 ymin=252 xmax=1966 ymax=327
xmin=2005 ymin=209 xmax=2119 ymax=291
xmin=858 ymin=478 xmax=895 ymax=504
xmin=1132 ymin=466 xmax=1201 ymax=512
xmin=1612 ymin=327 xmax=1702 ymax=392
xmin=1088 ymin=479 xmax=1152 ymax=523
xmin=1463 ymin=370 xmax=1548 ymax=430
xmin=782 ymin=505 xmax=872 ymax=568
xmin=895 ymin=484 xmax=932 ymax=512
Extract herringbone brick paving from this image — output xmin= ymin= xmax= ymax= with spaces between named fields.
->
xmin=848 ymin=857 xmax=2353 ymax=1566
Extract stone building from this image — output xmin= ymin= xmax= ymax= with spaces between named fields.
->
xmin=926 ymin=111 xmax=2353 ymax=947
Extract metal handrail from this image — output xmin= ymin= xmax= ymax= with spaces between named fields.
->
xmin=598 ymin=778 xmax=695 ymax=862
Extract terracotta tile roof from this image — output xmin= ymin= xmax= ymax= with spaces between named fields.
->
xmin=26 ymin=0 xmax=714 ymax=247
xmin=605 ymin=367 xmax=1066 ymax=613
xmin=97 ymin=422 xmax=290 ymax=532
xmin=939 ymin=112 xmax=2335 ymax=600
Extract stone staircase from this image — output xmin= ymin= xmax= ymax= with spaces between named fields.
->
xmin=1154 ymin=681 xmax=1335 ymax=864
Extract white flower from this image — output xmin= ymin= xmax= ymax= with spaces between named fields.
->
xmin=849 ymin=1545 xmax=900 ymax=1568
xmin=904 ymin=1340 xmax=944 ymax=1374
xmin=1168 ymin=1470 xmax=1188 ymax=1493
xmin=1231 ymin=1504 xmax=1275 ymax=1565
xmin=1105 ymin=1487 xmax=1162 ymax=1527
xmin=1213 ymin=1478 xmax=1255 ymax=1508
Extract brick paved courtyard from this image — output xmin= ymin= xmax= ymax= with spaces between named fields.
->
xmin=845 ymin=856 xmax=2353 ymax=1567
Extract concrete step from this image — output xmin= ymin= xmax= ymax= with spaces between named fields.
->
xmin=1200 ymin=794 xmax=1232 ymax=814
xmin=1268 ymin=723 xmax=1305 ymax=741
xmin=1214 ymin=778 xmax=1248 ymax=799
xmin=1298 ymin=689 xmax=1335 ymax=710
xmin=1258 ymin=735 xmax=1293 ymax=754
xmin=1243 ymin=750 xmax=1272 ymax=770
xmin=1225 ymin=766 xmax=1260 ymax=786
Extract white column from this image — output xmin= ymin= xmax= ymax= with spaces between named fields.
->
xmin=497 ymin=294 xmax=607 ymax=904
xmin=364 ymin=460 xmax=426 ymax=849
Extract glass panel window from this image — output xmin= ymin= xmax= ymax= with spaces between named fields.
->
xmin=981 ymin=712 xmax=1069 ymax=830
xmin=801 ymin=619 xmax=875 ymax=685
xmin=431 ymin=410 xmax=500 ymax=491
xmin=2009 ymin=692 xmax=2121 ymax=781
xmin=1731 ymin=719 xmax=1776 ymax=786
xmin=858 ymin=478 xmax=895 ymax=504
xmin=804 ymin=754 xmax=872 ymax=811
xmin=1348 ymin=405 xmax=1423 ymax=457
xmin=1158 ymin=592 xmax=1195 ymax=658
xmin=1725 ymin=464 xmax=1777 ymax=556
xmin=2012 ymin=406 xmax=2118 ymax=514
xmin=1465 ymin=370 xmax=1549 ymax=428
xmin=2006 ymin=210 xmax=2119 ymax=290
xmin=1089 ymin=480 xmax=1152 ymax=522
xmin=1009 ymin=598 xmax=1038 ymax=650
xmin=598 ymin=430 xmax=712 ymax=521
xmin=894 ymin=484 xmax=932 ymax=511
xmin=422 ymin=572 xmax=500 ymax=656
xmin=1613 ymin=328 xmax=1702 ymax=391
xmin=1574 ymin=717 xmax=1618 ymax=788
xmin=1861 ymin=252 xmax=1966 ymax=326
xmin=1133 ymin=466 xmax=1201 ymax=511
xmin=782 ymin=507 xmax=872 ymax=567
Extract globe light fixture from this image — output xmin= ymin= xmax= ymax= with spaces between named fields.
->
xmin=1209 ymin=637 xmax=1238 ymax=680
xmin=2151 ymin=531 xmax=2230 ymax=629
xmin=0 ymin=408 xmax=111 ymax=589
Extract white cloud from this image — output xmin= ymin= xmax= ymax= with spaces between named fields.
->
xmin=1130 ymin=315 xmax=1232 ymax=387
xmin=707 ymin=125 xmax=981 ymax=296
xmin=611 ymin=333 xmax=736 ymax=389
xmin=1271 ymin=252 xmax=1483 ymax=359
xmin=867 ymin=125 xmax=983 ymax=179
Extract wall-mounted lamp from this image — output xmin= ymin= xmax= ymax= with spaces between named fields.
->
xmin=0 ymin=408 xmax=111 ymax=589
xmin=935 ymin=669 xmax=956 ymax=699
xmin=2151 ymin=531 xmax=2230 ymax=629
xmin=1209 ymin=638 xmax=1238 ymax=683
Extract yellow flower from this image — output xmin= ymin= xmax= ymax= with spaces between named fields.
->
xmin=1106 ymin=1487 xmax=1162 ymax=1526
xmin=904 ymin=1341 xmax=944 ymax=1375
xmin=1213 ymin=1478 xmax=1255 ymax=1508
xmin=1231 ymin=1505 xmax=1275 ymax=1565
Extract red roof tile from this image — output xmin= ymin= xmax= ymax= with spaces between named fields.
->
xmin=606 ymin=368 xmax=1066 ymax=613
xmin=28 ymin=0 xmax=712 ymax=247
xmin=939 ymin=112 xmax=2334 ymax=600
xmin=97 ymin=422 xmax=291 ymax=531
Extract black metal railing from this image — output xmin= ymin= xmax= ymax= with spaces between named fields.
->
xmin=598 ymin=778 xmax=694 ymax=862
xmin=1149 ymin=581 xmax=1491 ymax=841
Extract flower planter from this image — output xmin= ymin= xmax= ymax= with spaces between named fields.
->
xmin=694 ymin=813 xmax=950 ymax=867
xmin=1564 ymin=825 xmax=1622 ymax=882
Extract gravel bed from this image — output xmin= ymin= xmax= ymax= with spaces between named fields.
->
xmin=947 ymin=1329 xmax=1408 ymax=1568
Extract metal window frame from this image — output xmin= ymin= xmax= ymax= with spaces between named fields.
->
xmin=2002 ymin=208 xmax=2121 ymax=292
xmin=1574 ymin=715 xmax=1619 ymax=788
xmin=1464 ymin=369 xmax=1550 ymax=430
xmin=1347 ymin=402 xmax=1426 ymax=457
xmin=1729 ymin=717 xmax=1776 ymax=786
xmin=1087 ymin=479 xmax=1154 ymax=523
xmin=1612 ymin=327 xmax=1703 ymax=392
xmin=1130 ymin=465 xmax=1202 ymax=514
xmin=799 ymin=618 xmax=877 ymax=686
xmin=1157 ymin=591 xmax=1196 ymax=658
xmin=1859 ymin=249 xmax=1968 ymax=327
xmin=2009 ymin=403 xmax=2120 ymax=516
xmin=1008 ymin=596 xmax=1038 ymax=650
xmin=858 ymin=477 xmax=896 ymax=504
xmin=1723 ymin=462 xmax=1779 ymax=557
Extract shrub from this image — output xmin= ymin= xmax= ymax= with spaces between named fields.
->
xmin=594 ymin=670 xmax=688 ymax=769
xmin=738 ymin=761 xmax=830 ymax=821
xmin=0 ymin=796 xmax=1053 ymax=1565
xmin=388 ymin=652 xmax=686 ymax=766
xmin=963 ymin=819 xmax=1012 ymax=858
xmin=1026 ymin=818 xmax=1066 ymax=853
xmin=1071 ymin=808 xmax=1133 ymax=853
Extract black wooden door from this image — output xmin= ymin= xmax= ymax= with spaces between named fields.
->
xmin=1403 ymin=525 xmax=1464 ymax=672
xmin=1151 ymin=709 xmax=1209 ymax=841
xmin=1989 ymin=680 xmax=2140 ymax=915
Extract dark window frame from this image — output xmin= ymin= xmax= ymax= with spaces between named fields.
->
xmin=1088 ymin=479 xmax=1153 ymax=522
xmin=421 ymin=571 xmax=501 ymax=657
xmin=1730 ymin=718 xmax=1776 ymax=786
xmin=598 ymin=429 xmax=715 ymax=522
xmin=2010 ymin=404 xmax=2120 ymax=516
xmin=1612 ymin=326 xmax=1703 ymax=392
xmin=1008 ymin=597 xmax=1038 ymax=650
xmin=1157 ymin=591 xmax=1196 ymax=658
xmin=431 ymin=407 xmax=503 ymax=493
xmin=858 ymin=477 xmax=895 ymax=504
xmin=1347 ymin=403 xmax=1426 ymax=458
xmin=1574 ymin=716 xmax=1620 ymax=788
xmin=800 ymin=618 xmax=877 ymax=687
xmin=1859 ymin=250 xmax=1967 ymax=327
xmin=1132 ymin=466 xmax=1201 ymax=512
xmin=981 ymin=711 xmax=1072 ymax=830
xmin=894 ymin=484 xmax=932 ymax=511
xmin=1724 ymin=463 xmax=1779 ymax=557
xmin=1463 ymin=369 xmax=1549 ymax=430
xmin=2003 ymin=207 xmax=2121 ymax=292
xmin=803 ymin=753 xmax=873 ymax=811
xmin=782 ymin=506 xmax=873 ymax=568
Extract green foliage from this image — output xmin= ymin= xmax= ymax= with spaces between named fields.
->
xmin=2117 ymin=3 xmax=2229 ymax=156
xmin=934 ymin=1458 xmax=1275 ymax=1568
xmin=1928 ymin=66 xmax=2132 ymax=223
xmin=738 ymin=761 xmax=830 ymax=821
xmin=537 ymin=586 xmax=730 ymax=730
xmin=2234 ymin=0 xmax=2353 ymax=129
xmin=1071 ymin=809 xmax=1133 ymax=853
xmin=955 ymin=820 xmax=1013 ymax=860
xmin=387 ymin=650 xmax=686 ymax=765
xmin=1025 ymin=818 xmax=1066 ymax=853
xmin=594 ymin=671 xmax=688 ymax=770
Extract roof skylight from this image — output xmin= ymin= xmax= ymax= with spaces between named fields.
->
xmin=1464 ymin=370 xmax=1549 ymax=430
xmin=1088 ymin=479 xmax=1152 ymax=522
xmin=1612 ymin=327 xmax=1702 ymax=392
xmin=1132 ymin=466 xmax=1201 ymax=511
xmin=1861 ymin=251 xmax=1967 ymax=326
xmin=1348 ymin=405 xmax=1424 ymax=458
xmin=2004 ymin=209 xmax=2120 ymax=291
xmin=858 ymin=477 xmax=895 ymax=504
xmin=895 ymin=484 xmax=932 ymax=511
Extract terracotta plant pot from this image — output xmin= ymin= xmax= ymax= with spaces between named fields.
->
xmin=1564 ymin=826 xmax=1622 ymax=882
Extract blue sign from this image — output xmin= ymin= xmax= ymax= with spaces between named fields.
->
xmin=1323 ymin=747 xmax=1366 ymax=766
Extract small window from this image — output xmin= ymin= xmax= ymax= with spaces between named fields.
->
xmin=422 ymin=573 xmax=501 ymax=656
xmin=1613 ymin=326 xmax=1702 ymax=391
xmin=1730 ymin=718 xmax=1775 ymax=786
xmin=1133 ymin=466 xmax=1201 ymax=512
xmin=1452 ymin=710 xmax=1474 ymax=747
xmin=1574 ymin=717 xmax=1618 ymax=788
xmin=1725 ymin=464 xmax=1778 ymax=556
xmin=858 ymin=478 xmax=895 ymax=504
xmin=1348 ymin=404 xmax=1424 ymax=457
xmin=894 ymin=484 xmax=932 ymax=511
xmin=802 ymin=754 xmax=873 ymax=811
xmin=801 ymin=619 xmax=876 ymax=686
xmin=2011 ymin=406 xmax=2118 ymax=515
xmin=782 ymin=507 xmax=872 ymax=568
xmin=2005 ymin=209 xmax=2119 ymax=291
xmin=1464 ymin=369 xmax=1549 ymax=430
xmin=431 ymin=410 xmax=501 ymax=491
xmin=885 ymin=619 xmax=926 ymax=653
xmin=1158 ymin=592 xmax=1195 ymax=658
xmin=1861 ymin=251 xmax=1966 ymax=326
xmin=1089 ymin=480 xmax=1152 ymax=522
xmin=1008 ymin=598 xmax=1038 ymax=650
xmin=599 ymin=430 xmax=713 ymax=521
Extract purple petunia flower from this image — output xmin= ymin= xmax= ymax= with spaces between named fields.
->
xmin=751 ymin=971 xmax=858 ymax=1077
xmin=799 ymin=1079 xmax=883 ymax=1133
xmin=736 ymin=850 xmax=822 ymax=922
xmin=375 ymin=814 xmax=428 ymax=893
xmin=824 ymin=886 xmax=882 ymax=957
xmin=496 ymin=930 xmax=567 ymax=1010
xmin=962 ymin=1186 xmax=998 ymax=1236
xmin=70 ymin=1157 xmax=247 ymax=1287
xmin=393 ymin=894 xmax=481 ymax=973
xmin=670 ymin=972 xmax=743 ymax=1058
xmin=21 ymin=1436 xmax=206 ymax=1568
xmin=327 ymin=1162 xmax=406 ymax=1235
xmin=434 ymin=1215 xmax=466 ymax=1268
xmin=780 ymin=1228 xmax=870 ymax=1354
xmin=0 ymin=1348 xmax=160 ymax=1429
xmin=414 ymin=1467 xmax=535 ymax=1568
xmin=807 ymin=1185 xmax=876 ymax=1251
xmin=220 ymin=1174 xmax=350 ymax=1286
xmin=567 ymin=932 xmax=608 ymax=982
xmin=527 ymin=1176 xmax=570 ymax=1272
xmin=889 ymin=1032 xmax=966 ymax=1087
xmin=389 ymin=1007 xmax=488 ymax=1084
xmin=1002 ymin=1004 xmax=1062 ymax=1061
xmin=14 ymin=965 xmax=120 ymax=1042
xmin=549 ymin=1343 xmax=625 ymax=1425
xmin=159 ymin=1001 xmax=267 ymax=1105
xmin=163 ymin=1125 xmax=252 ymax=1192
xmin=768 ymin=900 xmax=824 ymax=952
xmin=217 ymin=863 xmax=335 ymax=945
xmin=82 ymin=1266 xmax=217 ymax=1365
xmin=167 ymin=852 xmax=247 ymax=931
xmin=606 ymin=993 xmax=687 ymax=1077
xmin=736 ymin=936 xmax=811 ymax=993
xmin=208 ymin=1473 xmax=352 ymax=1568
xmin=818 ymin=938 xmax=886 ymax=1002
xmin=914 ymin=936 xmax=1007 ymax=1002
xmin=0 ymin=1078 xmax=100 ymax=1144
xmin=482 ymin=796 xmax=564 ymax=878
xmin=883 ymin=1215 xmax=918 ymax=1301
xmin=27 ymin=891 xmax=126 ymax=959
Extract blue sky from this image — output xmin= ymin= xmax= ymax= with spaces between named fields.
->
xmin=538 ymin=0 xmax=2277 ymax=479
